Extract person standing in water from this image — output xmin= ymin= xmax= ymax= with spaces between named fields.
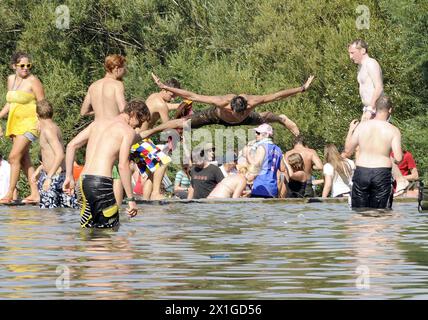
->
xmin=0 ymin=52 xmax=44 ymax=204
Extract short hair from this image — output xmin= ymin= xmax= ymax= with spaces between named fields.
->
xmin=11 ymin=51 xmax=31 ymax=65
xmin=293 ymin=134 xmax=305 ymax=146
xmin=104 ymin=54 xmax=126 ymax=73
xmin=375 ymin=96 xmax=393 ymax=112
xmin=231 ymin=96 xmax=248 ymax=113
xmin=36 ymin=100 xmax=54 ymax=119
xmin=349 ymin=39 xmax=368 ymax=53
xmin=165 ymin=78 xmax=181 ymax=89
xmin=288 ymin=153 xmax=305 ymax=172
xmin=191 ymin=147 xmax=206 ymax=164
xmin=124 ymin=99 xmax=151 ymax=123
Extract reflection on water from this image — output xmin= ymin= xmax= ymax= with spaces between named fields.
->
xmin=0 ymin=202 xmax=427 ymax=299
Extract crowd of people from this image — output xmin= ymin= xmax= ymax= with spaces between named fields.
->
xmin=0 ymin=38 xmax=422 ymax=229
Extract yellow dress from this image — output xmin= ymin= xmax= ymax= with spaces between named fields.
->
xmin=5 ymin=90 xmax=38 ymax=138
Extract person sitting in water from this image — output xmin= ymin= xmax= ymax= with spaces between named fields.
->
xmin=208 ymin=164 xmax=260 ymax=199
xmin=285 ymin=153 xmax=308 ymax=198
xmin=173 ymin=163 xmax=191 ymax=199
xmin=284 ymin=134 xmax=323 ymax=197
xmin=219 ymin=154 xmax=238 ymax=178
xmin=321 ymin=144 xmax=356 ymax=198
xmin=245 ymin=124 xmax=285 ymax=198
xmin=187 ymin=146 xmax=224 ymax=200
xmin=152 ymin=72 xmax=315 ymax=136
xmin=391 ymin=148 xmax=419 ymax=197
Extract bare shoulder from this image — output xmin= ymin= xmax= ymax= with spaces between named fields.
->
xmin=367 ymin=57 xmax=381 ymax=69
xmin=146 ymin=93 xmax=166 ymax=109
xmin=28 ymin=74 xmax=42 ymax=84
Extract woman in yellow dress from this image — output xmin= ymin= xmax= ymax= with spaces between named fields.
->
xmin=0 ymin=52 xmax=45 ymax=204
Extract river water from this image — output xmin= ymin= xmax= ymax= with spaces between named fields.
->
xmin=0 ymin=200 xmax=427 ymax=299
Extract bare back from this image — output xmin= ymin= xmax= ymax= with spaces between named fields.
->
xmin=86 ymin=78 xmax=125 ymax=120
xmin=285 ymin=145 xmax=321 ymax=177
xmin=208 ymin=174 xmax=246 ymax=198
xmin=145 ymin=92 xmax=169 ymax=128
xmin=354 ymin=120 xmax=400 ymax=168
xmin=39 ymin=121 xmax=65 ymax=173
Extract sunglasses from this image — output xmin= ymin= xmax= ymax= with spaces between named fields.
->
xmin=255 ymin=131 xmax=261 ymax=135
xmin=16 ymin=63 xmax=32 ymax=69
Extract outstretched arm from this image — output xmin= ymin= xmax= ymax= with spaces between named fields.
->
xmin=152 ymin=73 xmax=231 ymax=107
xmin=136 ymin=118 xmax=185 ymax=141
xmin=246 ymin=75 xmax=315 ymax=107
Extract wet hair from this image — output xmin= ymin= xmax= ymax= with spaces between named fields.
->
xmin=324 ymin=144 xmax=352 ymax=185
xmin=124 ymin=99 xmax=151 ymax=124
xmin=104 ymin=54 xmax=126 ymax=73
xmin=36 ymin=100 xmax=54 ymax=119
xmin=230 ymin=96 xmax=248 ymax=113
xmin=375 ymin=96 xmax=393 ymax=112
xmin=293 ymin=134 xmax=305 ymax=146
xmin=349 ymin=39 xmax=368 ymax=53
xmin=10 ymin=52 xmax=31 ymax=65
xmin=288 ymin=153 xmax=305 ymax=172
xmin=165 ymin=78 xmax=181 ymax=89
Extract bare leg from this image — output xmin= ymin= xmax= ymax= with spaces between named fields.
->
xmin=259 ymin=112 xmax=300 ymax=136
xmin=113 ymin=178 xmax=124 ymax=206
xmin=21 ymin=148 xmax=39 ymax=202
xmin=142 ymin=175 xmax=153 ymax=200
xmin=1 ymin=135 xmax=31 ymax=202
xmin=150 ymin=165 xmax=168 ymax=200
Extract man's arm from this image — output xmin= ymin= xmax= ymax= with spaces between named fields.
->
xmin=232 ymin=178 xmax=247 ymax=198
xmin=311 ymin=150 xmax=323 ymax=171
xmin=136 ymin=118 xmax=184 ymax=141
xmin=118 ymin=131 xmax=138 ymax=217
xmin=80 ymin=90 xmax=93 ymax=116
xmin=246 ymin=75 xmax=314 ymax=107
xmin=63 ymin=124 xmax=92 ymax=194
xmin=114 ymin=82 xmax=127 ymax=113
xmin=390 ymin=128 xmax=403 ymax=164
xmin=344 ymin=120 xmax=360 ymax=158
xmin=367 ymin=60 xmax=384 ymax=110
xmin=152 ymin=73 xmax=231 ymax=107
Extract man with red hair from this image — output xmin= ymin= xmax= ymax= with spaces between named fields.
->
xmin=79 ymin=54 xmax=128 ymax=204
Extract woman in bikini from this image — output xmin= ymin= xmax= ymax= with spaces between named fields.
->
xmin=0 ymin=52 xmax=45 ymax=204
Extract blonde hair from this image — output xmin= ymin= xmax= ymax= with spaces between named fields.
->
xmin=288 ymin=153 xmax=305 ymax=172
xmin=324 ymin=144 xmax=352 ymax=184
xmin=237 ymin=164 xmax=260 ymax=175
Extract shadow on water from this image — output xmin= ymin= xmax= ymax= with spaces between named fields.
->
xmin=0 ymin=201 xmax=427 ymax=299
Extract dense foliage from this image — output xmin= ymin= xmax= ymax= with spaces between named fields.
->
xmin=1 ymin=0 xmax=427 ymax=195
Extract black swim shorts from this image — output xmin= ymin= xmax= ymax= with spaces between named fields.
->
xmin=189 ymin=106 xmax=265 ymax=129
xmin=351 ymin=166 xmax=393 ymax=209
xmin=79 ymin=175 xmax=119 ymax=228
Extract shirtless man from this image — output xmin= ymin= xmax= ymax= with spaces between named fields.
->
xmin=344 ymin=96 xmax=403 ymax=209
xmin=35 ymin=100 xmax=76 ymax=208
xmin=348 ymin=39 xmax=383 ymax=121
xmin=284 ymin=135 xmax=323 ymax=197
xmin=348 ymin=39 xmax=408 ymax=195
xmin=141 ymin=78 xmax=182 ymax=201
xmin=80 ymin=54 xmax=127 ymax=204
xmin=152 ymin=73 xmax=315 ymax=136
xmin=63 ymin=100 xmax=184 ymax=228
